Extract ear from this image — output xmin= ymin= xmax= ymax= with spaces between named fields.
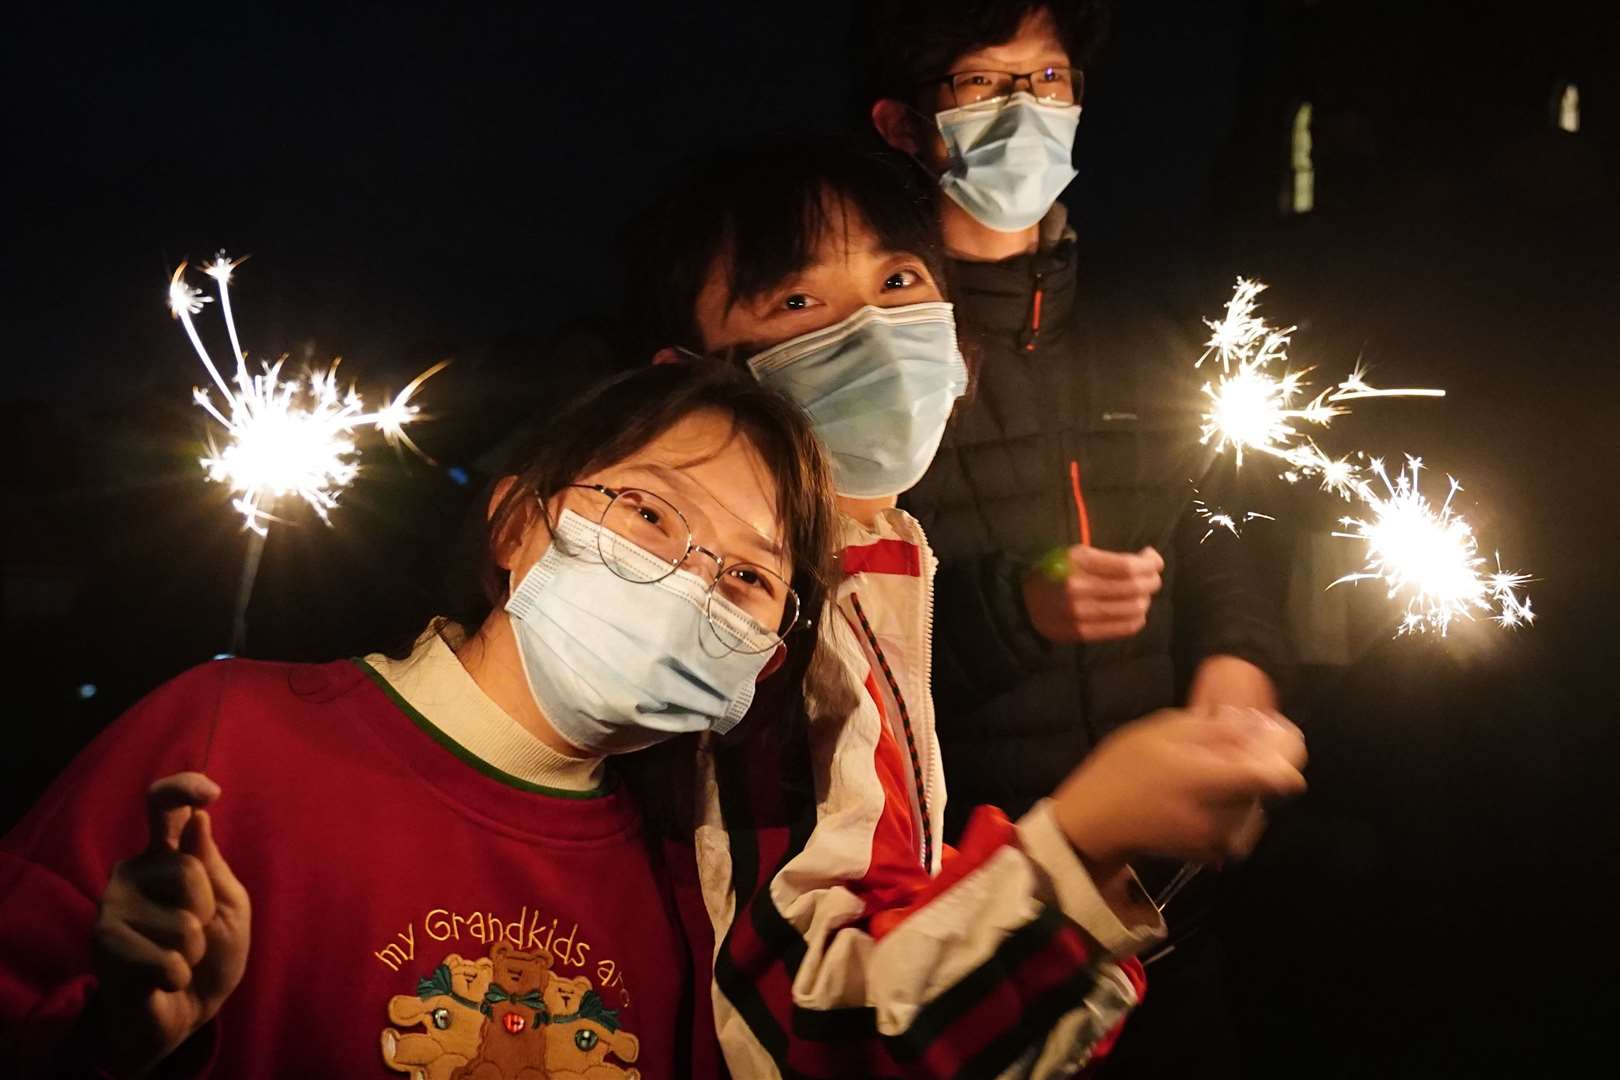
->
xmin=387 ymin=994 xmax=431 ymax=1026
xmin=608 ymin=1030 xmax=641 ymax=1062
xmin=487 ymin=475 xmax=518 ymax=523
xmin=755 ymin=642 xmax=788 ymax=683
xmin=487 ymin=475 xmax=541 ymax=573
xmin=872 ymin=98 xmax=921 ymax=155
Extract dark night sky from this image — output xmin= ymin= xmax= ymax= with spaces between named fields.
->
xmin=7 ymin=1 xmax=1249 ymax=404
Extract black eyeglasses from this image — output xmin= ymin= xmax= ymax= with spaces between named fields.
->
xmin=924 ymin=66 xmax=1084 ymax=109
xmin=562 ymin=483 xmax=800 ymax=655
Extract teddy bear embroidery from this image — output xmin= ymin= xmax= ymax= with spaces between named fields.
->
xmin=380 ymin=952 xmax=495 ymax=1080
xmin=381 ymin=940 xmax=641 ymax=1080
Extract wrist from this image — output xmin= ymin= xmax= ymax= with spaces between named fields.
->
xmin=1052 ymin=798 xmax=1127 ymax=880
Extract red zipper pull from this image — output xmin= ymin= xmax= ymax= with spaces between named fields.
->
xmin=1022 ymin=285 xmax=1045 ymax=352
xmin=1069 ymin=458 xmax=1092 ymax=547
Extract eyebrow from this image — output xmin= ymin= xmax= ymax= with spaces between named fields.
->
xmin=607 ymin=461 xmax=789 ymax=568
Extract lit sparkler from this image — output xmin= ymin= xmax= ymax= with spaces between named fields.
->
xmin=168 ymin=253 xmax=445 ymax=653
xmin=1197 ymin=278 xmax=1444 ymax=497
xmin=1329 ymin=456 xmax=1534 ymax=636
xmin=167 ymin=254 xmax=444 ymax=535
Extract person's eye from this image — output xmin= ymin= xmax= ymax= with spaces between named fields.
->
xmin=637 ymin=505 xmax=662 ymax=526
xmin=782 ymin=292 xmax=820 ymax=312
xmin=728 ymin=566 xmax=777 ymax=597
xmin=883 ymin=268 xmax=923 ymax=291
xmin=965 ymin=73 xmax=992 ymax=86
xmin=1039 ymin=67 xmax=1059 ymax=82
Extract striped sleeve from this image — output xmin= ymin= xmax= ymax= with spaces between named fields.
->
xmin=695 ymin=613 xmax=1163 ymax=1079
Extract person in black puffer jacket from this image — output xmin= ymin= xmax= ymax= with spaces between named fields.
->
xmin=857 ymin=6 xmax=1294 ymax=1074
xmin=859 ymin=0 xmax=1291 ymax=845
xmin=906 ymin=205 xmax=1291 ymax=838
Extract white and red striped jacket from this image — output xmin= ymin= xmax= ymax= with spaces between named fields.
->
xmin=695 ymin=507 xmax=1165 ymax=1079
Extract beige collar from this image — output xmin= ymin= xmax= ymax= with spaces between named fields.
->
xmin=365 ymin=624 xmax=605 ymax=792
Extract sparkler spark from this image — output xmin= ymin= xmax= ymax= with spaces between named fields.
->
xmin=168 ymin=254 xmax=444 ymax=535
xmin=1329 ymin=456 xmax=1534 ymax=636
xmin=1189 ymin=278 xmax=1533 ymax=636
xmin=1192 ymin=495 xmax=1274 ymax=543
xmin=1197 ymin=278 xmax=1444 ymax=497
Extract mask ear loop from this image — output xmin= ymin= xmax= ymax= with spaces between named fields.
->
xmin=651 ymin=344 xmax=708 ymax=366
xmin=755 ymin=642 xmax=789 ymax=683
xmin=897 ymin=103 xmax=950 ymax=184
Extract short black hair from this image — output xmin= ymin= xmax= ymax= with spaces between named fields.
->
xmin=854 ymin=0 xmax=1110 ymax=111
xmin=625 ymin=134 xmax=947 ymax=359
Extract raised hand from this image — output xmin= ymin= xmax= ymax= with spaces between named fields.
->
xmin=91 ymin=772 xmax=251 ymax=1077
xmin=1051 ymin=707 xmax=1307 ymax=872
xmin=1024 ymin=545 xmax=1165 ymax=644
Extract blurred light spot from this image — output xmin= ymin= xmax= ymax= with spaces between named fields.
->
xmin=77 ymin=683 xmax=97 ymax=700
xmin=1557 ymin=83 xmax=1580 ymax=133
xmin=447 ymin=466 xmax=470 ymax=487
xmin=213 ymin=652 xmax=235 ymax=660
xmin=1291 ymin=102 xmax=1314 ymax=214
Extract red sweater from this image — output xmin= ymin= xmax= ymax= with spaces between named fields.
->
xmin=0 ymin=658 xmax=687 ymax=1079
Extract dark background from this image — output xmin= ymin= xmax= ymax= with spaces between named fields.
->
xmin=6 ymin=1 xmax=1618 ymax=1074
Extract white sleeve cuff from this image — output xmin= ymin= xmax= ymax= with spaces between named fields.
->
xmin=1016 ymin=798 xmax=1166 ymax=957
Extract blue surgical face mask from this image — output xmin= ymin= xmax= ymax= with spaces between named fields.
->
xmin=747 ymin=302 xmax=968 ymax=499
xmin=505 ymin=509 xmax=773 ymax=756
xmin=935 ymin=91 xmax=1081 ymax=233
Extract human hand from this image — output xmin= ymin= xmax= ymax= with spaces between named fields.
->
xmin=1023 ymin=545 xmax=1165 ymax=644
xmin=1051 ymin=707 xmax=1306 ymax=873
xmin=92 ymin=772 xmax=251 ymax=1077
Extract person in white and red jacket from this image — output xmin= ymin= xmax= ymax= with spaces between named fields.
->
xmin=632 ymin=136 xmax=1308 ymax=1079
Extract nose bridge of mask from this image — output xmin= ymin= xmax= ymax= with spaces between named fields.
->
xmin=937 ymin=90 xmax=1081 ymax=134
xmin=746 ymin=301 xmax=958 ymax=379
xmin=518 ymin=509 xmax=712 ymax=620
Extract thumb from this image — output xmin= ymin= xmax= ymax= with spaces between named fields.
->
xmin=180 ymin=809 xmax=249 ymax=915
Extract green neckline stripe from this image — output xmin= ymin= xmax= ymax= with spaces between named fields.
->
xmin=350 ymin=658 xmax=612 ymax=800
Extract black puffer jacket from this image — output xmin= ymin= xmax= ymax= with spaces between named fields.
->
xmin=902 ymin=229 xmax=1289 ymax=841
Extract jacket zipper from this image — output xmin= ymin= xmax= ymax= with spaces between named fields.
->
xmin=848 ymin=591 xmax=934 ymax=874
xmin=1018 ymin=269 xmax=1046 ymax=353
xmin=914 ymin=519 xmax=940 ymax=874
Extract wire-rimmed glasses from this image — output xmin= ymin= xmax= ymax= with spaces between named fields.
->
xmin=564 ymin=483 xmax=799 ymax=655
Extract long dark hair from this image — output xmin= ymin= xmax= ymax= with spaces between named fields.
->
xmin=626 ymin=133 xmax=949 ymax=359
xmin=458 ymin=361 xmax=837 ymax=837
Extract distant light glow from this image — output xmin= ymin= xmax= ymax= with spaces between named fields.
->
xmin=1291 ymin=102 xmax=1314 ymax=214
xmin=1558 ymin=83 xmax=1580 ymax=134
xmin=77 ymin=683 xmax=97 ymax=700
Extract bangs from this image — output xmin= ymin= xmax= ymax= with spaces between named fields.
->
xmin=718 ymin=143 xmax=944 ymax=314
xmin=626 ymin=134 xmax=946 ymax=357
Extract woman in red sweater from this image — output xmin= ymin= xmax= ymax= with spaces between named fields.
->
xmin=1 ymin=361 xmax=838 ymax=1078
